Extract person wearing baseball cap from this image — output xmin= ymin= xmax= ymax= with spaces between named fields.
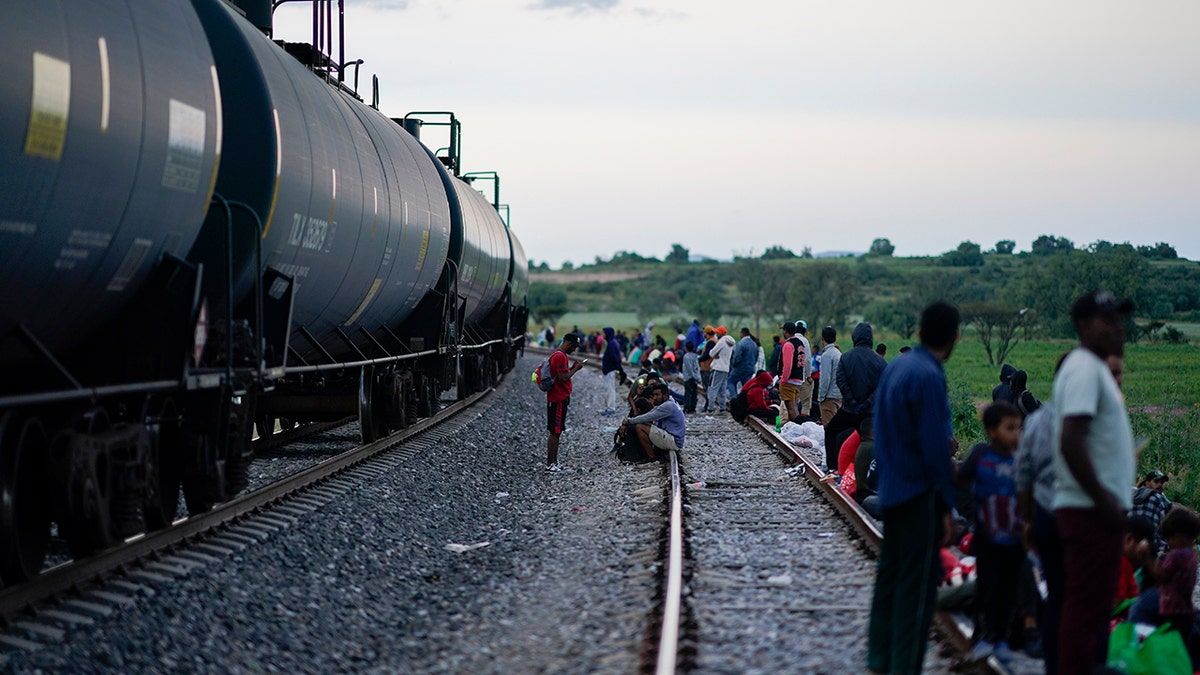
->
xmin=1143 ymin=470 xmax=1169 ymax=486
xmin=778 ymin=321 xmax=807 ymax=422
xmin=1132 ymin=470 xmax=1171 ymax=554
xmin=544 ymin=331 xmax=584 ymax=472
xmin=1051 ymin=289 xmax=1136 ymax=673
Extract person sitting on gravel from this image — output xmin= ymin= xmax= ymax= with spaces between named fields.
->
xmin=626 ymin=371 xmax=658 ymax=414
xmin=620 ymin=383 xmax=686 ymax=461
xmin=614 ymin=396 xmax=656 ymax=463
xmin=730 ymin=370 xmax=777 ymax=423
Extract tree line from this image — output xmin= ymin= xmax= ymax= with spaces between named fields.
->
xmin=528 ymin=237 xmax=1197 ymax=362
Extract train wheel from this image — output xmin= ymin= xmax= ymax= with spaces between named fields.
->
xmin=181 ymin=459 xmax=215 ymax=516
xmin=414 ymin=374 xmax=432 ymax=418
xmin=223 ymin=399 xmax=252 ymax=496
xmin=143 ymin=398 xmax=182 ymax=531
xmin=359 ymin=365 xmax=385 ymax=443
xmin=0 ymin=412 xmax=50 ymax=583
xmin=255 ymin=412 xmax=277 ymax=440
xmin=60 ymin=407 xmax=117 ymax=558
xmin=387 ymin=369 xmax=407 ymax=432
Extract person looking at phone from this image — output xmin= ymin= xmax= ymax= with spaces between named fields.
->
xmin=545 ymin=332 xmax=584 ymax=473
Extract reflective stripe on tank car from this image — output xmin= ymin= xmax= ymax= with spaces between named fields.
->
xmin=262 ymin=108 xmax=283 ymax=238
xmin=344 ymin=278 xmax=383 ymax=325
xmin=106 ymin=238 xmax=154 ymax=292
xmin=98 ymin=38 xmax=110 ymax=133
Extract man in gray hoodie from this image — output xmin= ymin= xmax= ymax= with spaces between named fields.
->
xmin=823 ymin=322 xmax=887 ymax=474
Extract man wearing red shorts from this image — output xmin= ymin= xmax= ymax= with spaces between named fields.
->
xmin=546 ymin=332 xmax=583 ymax=472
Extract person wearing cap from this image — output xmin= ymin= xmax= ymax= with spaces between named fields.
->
xmin=777 ymin=322 xmax=806 ymax=422
xmin=1131 ymin=470 xmax=1172 ymax=554
xmin=697 ymin=326 xmax=717 ymax=412
xmin=1051 ymin=289 xmax=1136 ymax=674
xmin=544 ymin=332 xmax=584 ymax=473
xmin=707 ymin=326 xmax=735 ymax=412
xmin=795 ymin=320 xmax=816 ymax=416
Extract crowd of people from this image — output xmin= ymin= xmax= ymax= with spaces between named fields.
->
xmin=536 ymin=290 xmax=1195 ymax=675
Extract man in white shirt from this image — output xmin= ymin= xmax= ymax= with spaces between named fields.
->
xmin=1051 ymin=289 xmax=1135 ymax=675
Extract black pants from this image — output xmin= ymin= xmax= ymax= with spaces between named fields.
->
xmin=683 ymin=379 xmax=697 ymax=412
xmin=975 ymin=538 xmax=1025 ymax=644
xmin=824 ymin=408 xmax=865 ymax=471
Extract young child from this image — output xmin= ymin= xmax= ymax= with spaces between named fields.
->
xmin=1150 ymin=506 xmax=1200 ymax=645
xmin=957 ymin=401 xmax=1024 ymax=664
xmin=1122 ymin=516 xmax=1161 ymax=624
xmin=681 ymin=341 xmax=700 ymax=413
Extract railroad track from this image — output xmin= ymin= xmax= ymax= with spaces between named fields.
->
xmin=646 ymin=412 xmax=1012 ymax=674
xmin=0 ymin=387 xmax=496 ymax=650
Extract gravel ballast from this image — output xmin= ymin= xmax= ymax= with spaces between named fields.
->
xmin=4 ymin=356 xmax=663 ymax=673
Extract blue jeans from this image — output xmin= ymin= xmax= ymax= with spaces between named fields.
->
xmin=728 ymin=367 xmax=753 ymax=398
xmin=710 ymin=371 xmax=730 ymax=410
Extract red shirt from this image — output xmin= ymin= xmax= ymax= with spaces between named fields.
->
xmin=1115 ymin=556 xmax=1138 ymax=603
xmin=548 ymin=349 xmax=572 ymax=402
xmin=838 ymin=430 xmax=861 ymax=476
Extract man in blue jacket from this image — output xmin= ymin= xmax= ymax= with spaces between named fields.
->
xmin=728 ymin=327 xmax=758 ymax=397
xmin=866 ymin=301 xmax=961 ymax=675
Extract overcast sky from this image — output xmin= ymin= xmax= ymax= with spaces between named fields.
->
xmin=274 ymin=0 xmax=1200 ymax=266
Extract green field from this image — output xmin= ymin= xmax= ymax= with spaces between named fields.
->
xmin=541 ymin=312 xmax=1200 ymax=505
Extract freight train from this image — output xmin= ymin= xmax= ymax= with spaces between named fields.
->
xmin=0 ymin=0 xmax=528 ymax=585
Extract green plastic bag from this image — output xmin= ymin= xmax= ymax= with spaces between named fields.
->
xmin=1106 ymin=622 xmax=1190 ymax=675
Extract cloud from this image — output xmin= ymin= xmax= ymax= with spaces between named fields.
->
xmin=529 ymin=0 xmax=619 ymax=12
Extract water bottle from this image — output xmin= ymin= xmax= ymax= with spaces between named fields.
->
xmin=775 ymin=413 xmax=782 ymax=432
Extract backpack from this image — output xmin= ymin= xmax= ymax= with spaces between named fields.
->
xmin=533 ymin=358 xmax=555 ymax=392
xmin=728 ymin=392 xmax=749 ymax=423
xmin=611 ymin=429 xmax=652 ymax=463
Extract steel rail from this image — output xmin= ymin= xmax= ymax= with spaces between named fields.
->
xmin=655 ymin=448 xmax=684 ymax=675
xmin=0 ymin=388 xmax=493 ymax=624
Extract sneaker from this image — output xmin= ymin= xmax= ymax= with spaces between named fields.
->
xmin=992 ymin=642 xmax=1014 ymax=664
xmin=600 ymin=409 xmax=615 ymax=416
xmin=968 ymin=640 xmax=994 ymax=662
xmin=545 ymin=463 xmax=561 ymax=473
xmin=820 ymin=471 xmax=839 ymax=483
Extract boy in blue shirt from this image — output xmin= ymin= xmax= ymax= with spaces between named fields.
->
xmin=958 ymin=401 xmax=1024 ymax=664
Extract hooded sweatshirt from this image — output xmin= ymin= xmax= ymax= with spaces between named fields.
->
xmin=602 ymin=327 xmax=622 ymax=374
xmin=992 ymin=364 xmax=1016 ymax=403
xmin=836 ymin=322 xmax=888 ymax=415
xmin=740 ymin=370 xmax=776 ymax=411
xmin=709 ymin=334 xmax=736 ymax=372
